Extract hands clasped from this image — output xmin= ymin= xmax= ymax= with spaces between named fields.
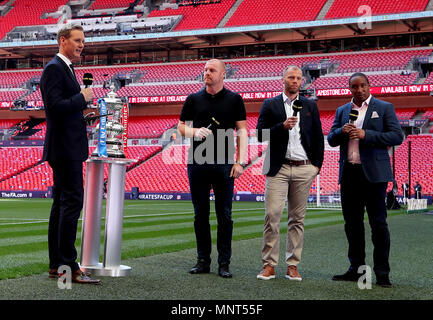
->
xmin=342 ymin=123 xmax=365 ymax=140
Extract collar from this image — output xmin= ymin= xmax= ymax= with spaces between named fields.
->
xmin=351 ymin=94 xmax=372 ymax=109
xmin=204 ymin=86 xmax=226 ymax=98
xmin=56 ymin=53 xmax=73 ymax=68
xmin=282 ymin=92 xmax=299 ymax=105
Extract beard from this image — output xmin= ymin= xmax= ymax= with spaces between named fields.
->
xmin=285 ymin=84 xmax=300 ymax=94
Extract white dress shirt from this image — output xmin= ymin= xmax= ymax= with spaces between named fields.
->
xmin=347 ymin=94 xmax=372 ymax=164
xmin=282 ymin=92 xmax=308 ymax=161
xmin=56 ymin=53 xmax=75 ymax=77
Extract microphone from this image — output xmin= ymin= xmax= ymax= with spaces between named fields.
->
xmin=292 ymin=100 xmax=303 ymax=117
xmin=83 ymin=73 xmax=94 ymax=88
xmin=206 ymin=117 xmax=220 ymax=130
xmin=349 ymin=109 xmax=359 ymax=124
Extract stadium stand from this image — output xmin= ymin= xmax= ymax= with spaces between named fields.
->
xmin=0 ymin=70 xmax=41 ymax=88
xmin=225 ymin=0 xmax=327 ymax=27
xmin=137 ymin=63 xmax=204 ymax=83
xmin=0 ymin=0 xmax=67 ymax=41
xmin=0 ymin=90 xmax=27 ymax=102
xmin=0 ymin=0 xmax=432 ymax=199
xmin=1 ymin=48 xmax=432 ymax=101
xmin=325 ymin=0 xmax=429 ymax=19
xmin=421 ymin=108 xmax=433 ymax=121
xmin=147 ymin=0 xmax=236 ymax=30
xmin=319 ymin=111 xmax=336 ymax=135
xmin=395 ymin=108 xmax=417 ymax=120
xmin=424 ymin=71 xmax=433 ymax=84
xmin=332 ymin=49 xmax=431 ymax=73
xmin=128 ymin=115 xmax=180 ymax=138
xmin=125 ymin=145 xmax=190 ymax=192
xmin=310 ymin=72 xmax=420 ymax=89
xmin=391 ymin=135 xmax=433 ymax=195
xmin=0 ymin=119 xmax=25 ymax=129
xmin=0 ymin=146 xmax=42 ymax=180
xmin=88 ymin=0 xmax=134 ymax=10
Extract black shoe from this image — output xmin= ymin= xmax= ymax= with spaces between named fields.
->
xmin=189 ymin=259 xmax=210 ymax=274
xmin=376 ymin=275 xmax=392 ymax=288
xmin=332 ymin=269 xmax=360 ymax=282
xmin=218 ymin=264 xmax=232 ymax=278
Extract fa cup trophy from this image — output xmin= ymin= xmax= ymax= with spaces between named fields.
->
xmin=92 ymin=87 xmax=127 ymax=158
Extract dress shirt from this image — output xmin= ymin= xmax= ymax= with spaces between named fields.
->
xmin=347 ymin=94 xmax=372 ymax=164
xmin=282 ymin=92 xmax=308 ymax=161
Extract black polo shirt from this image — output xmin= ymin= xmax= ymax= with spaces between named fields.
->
xmin=180 ymin=87 xmax=246 ymax=164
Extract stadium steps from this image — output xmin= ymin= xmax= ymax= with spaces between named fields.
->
xmin=0 ymin=159 xmax=43 ymax=184
xmin=426 ymin=0 xmax=433 ymax=11
xmin=217 ymin=0 xmax=245 ymax=28
xmin=125 ymin=145 xmax=163 ymax=172
xmin=415 ymin=77 xmax=426 ymax=84
xmin=316 ymin=0 xmax=335 ymax=20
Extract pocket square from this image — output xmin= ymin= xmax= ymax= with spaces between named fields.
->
xmin=371 ymin=111 xmax=379 ymax=119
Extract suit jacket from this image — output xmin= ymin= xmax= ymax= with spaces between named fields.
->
xmin=256 ymin=94 xmax=324 ymax=176
xmin=327 ymin=97 xmax=404 ymax=184
xmin=40 ymin=55 xmax=88 ymax=162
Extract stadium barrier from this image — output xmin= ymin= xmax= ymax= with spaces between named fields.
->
xmin=407 ymin=198 xmax=428 ymax=214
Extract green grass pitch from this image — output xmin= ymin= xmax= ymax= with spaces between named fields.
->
xmin=0 ymin=199 xmax=432 ymax=300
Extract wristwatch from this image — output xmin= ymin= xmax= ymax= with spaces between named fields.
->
xmin=236 ymin=161 xmax=246 ymax=168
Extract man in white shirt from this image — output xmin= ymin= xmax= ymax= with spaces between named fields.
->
xmin=256 ymin=66 xmax=324 ymax=281
xmin=328 ymin=72 xmax=403 ymax=288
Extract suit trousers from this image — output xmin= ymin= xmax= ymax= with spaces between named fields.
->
xmin=187 ymin=164 xmax=234 ymax=265
xmin=340 ymin=162 xmax=390 ymax=276
xmin=261 ymin=163 xmax=317 ymax=267
xmin=48 ymin=160 xmax=84 ymax=272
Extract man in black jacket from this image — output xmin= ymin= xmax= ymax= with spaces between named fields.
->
xmin=40 ymin=24 xmax=99 ymax=284
xmin=256 ymin=66 xmax=324 ymax=281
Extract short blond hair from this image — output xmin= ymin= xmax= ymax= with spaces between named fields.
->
xmin=57 ymin=24 xmax=83 ymax=44
xmin=207 ymin=59 xmax=226 ymax=72
xmin=282 ymin=65 xmax=302 ymax=77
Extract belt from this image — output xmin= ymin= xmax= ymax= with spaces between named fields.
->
xmin=283 ymin=159 xmax=311 ymax=166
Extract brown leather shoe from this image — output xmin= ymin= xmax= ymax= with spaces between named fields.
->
xmin=285 ymin=265 xmax=302 ymax=281
xmin=70 ymin=270 xmax=101 ymax=284
xmin=257 ymin=264 xmax=275 ymax=280
xmin=48 ymin=269 xmax=59 ymax=279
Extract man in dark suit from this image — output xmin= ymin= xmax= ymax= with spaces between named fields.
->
xmin=328 ymin=72 xmax=403 ymax=288
xmin=40 ymin=24 xmax=99 ymax=284
xmin=414 ymin=181 xmax=422 ymax=199
xmin=402 ymin=180 xmax=409 ymax=204
xmin=256 ymin=66 xmax=324 ymax=281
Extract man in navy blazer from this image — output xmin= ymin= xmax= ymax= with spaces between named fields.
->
xmin=256 ymin=66 xmax=324 ymax=281
xmin=40 ymin=24 xmax=99 ymax=284
xmin=328 ymin=73 xmax=403 ymax=287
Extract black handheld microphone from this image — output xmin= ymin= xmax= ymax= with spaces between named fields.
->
xmin=206 ymin=117 xmax=220 ymax=130
xmin=83 ymin=73 xmax=94 ymax=88
xmin=349 ymin=109 xmax=359 ymax=124
xmin=292 ymin=100 xmax=303 ymax=117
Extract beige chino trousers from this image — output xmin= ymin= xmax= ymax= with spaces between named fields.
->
xmin=261 ymin=163 xmax=317 ymax=267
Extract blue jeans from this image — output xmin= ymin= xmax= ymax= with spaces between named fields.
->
xmin=187 ymin=164 xmax=234 ymax=265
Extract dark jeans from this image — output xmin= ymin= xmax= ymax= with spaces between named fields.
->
xmin=48 ymin=160 xmax=84 ymax=272
xmin=187 ymin=164 xmax=234 ymax=265
xmin=340 ymin=162 xmax=390 ymax=276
